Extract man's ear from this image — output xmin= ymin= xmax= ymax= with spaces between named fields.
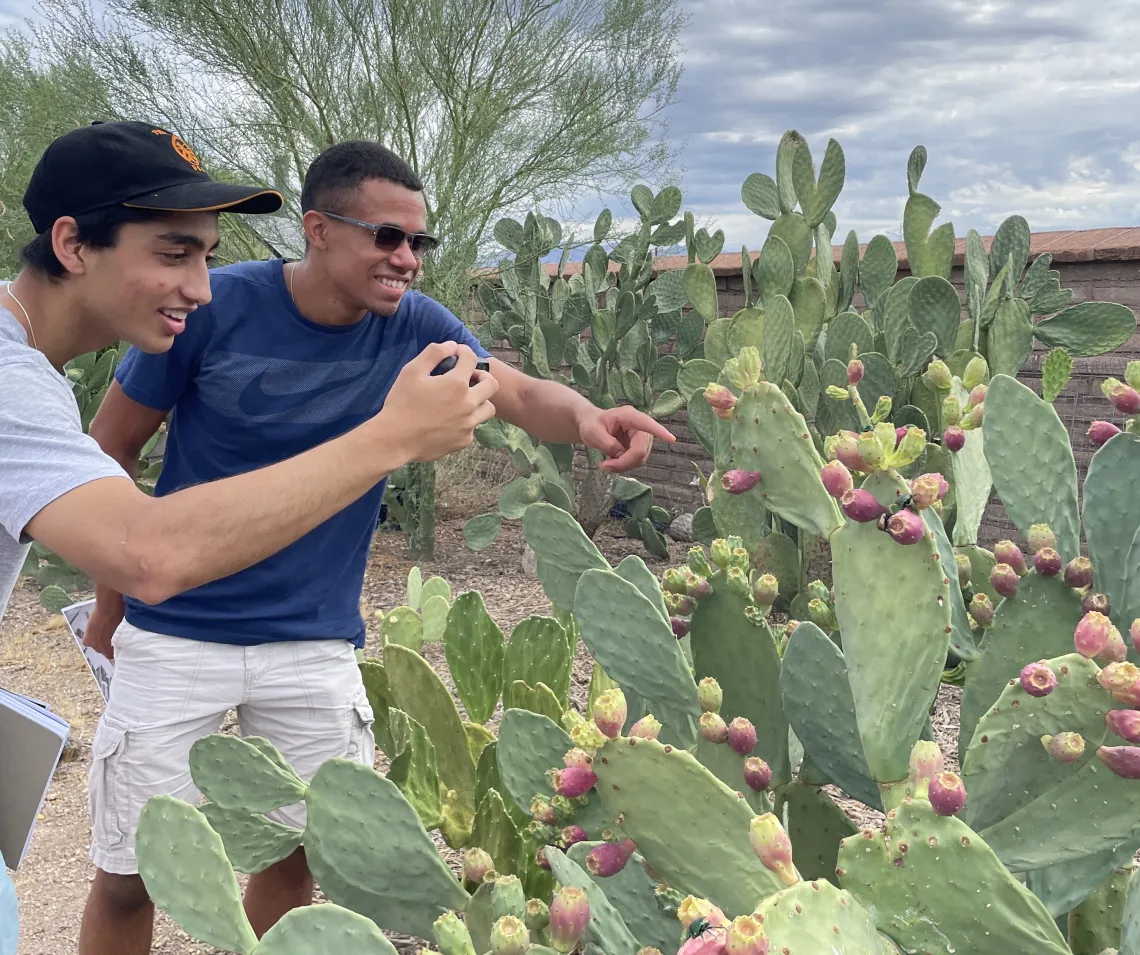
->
xmin=51 ymin=217 xmax=90 ymax=276
xmin=301 ymin=210 xmax=331 ymax=251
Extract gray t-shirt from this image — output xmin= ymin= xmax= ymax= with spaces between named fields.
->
xmin=0 ymin=287 xmax=129 ymax=623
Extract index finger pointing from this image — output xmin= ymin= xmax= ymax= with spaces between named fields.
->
xmin=611 ymin=406 xmax=676 ymax=443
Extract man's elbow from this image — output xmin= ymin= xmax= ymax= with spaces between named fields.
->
xmin=114 ymin=511 xmax=183 ymax=605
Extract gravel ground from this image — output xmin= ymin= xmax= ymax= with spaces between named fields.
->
xmin=1 ymin=503 xmax=962 ymax=955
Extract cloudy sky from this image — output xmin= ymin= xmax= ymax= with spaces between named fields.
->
xmin=6 ymin=0 xmax=1140 ymax=252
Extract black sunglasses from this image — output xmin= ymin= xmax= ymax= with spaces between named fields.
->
xmin=317 ymin=210 xmax=440 ymax=258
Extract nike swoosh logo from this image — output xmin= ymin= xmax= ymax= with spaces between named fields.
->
xmin=237 ymin=365 xmax=374 ymax=417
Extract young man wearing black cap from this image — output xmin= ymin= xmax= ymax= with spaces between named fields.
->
xmin=77 ymin=138 xmax=675 ymax=951
xmin=0 ymin=119 xmax=503 ymax=945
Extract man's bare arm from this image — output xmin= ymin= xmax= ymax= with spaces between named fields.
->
xmin=25 ymin=343 xmax=497 ymax=605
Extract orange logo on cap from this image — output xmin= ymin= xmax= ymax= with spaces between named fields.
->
xmin=151 ymin=128 xmax=202 ymax=172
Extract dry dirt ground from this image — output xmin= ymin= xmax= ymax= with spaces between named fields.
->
xmin=0 ymin=482 xmax=960 ymax=955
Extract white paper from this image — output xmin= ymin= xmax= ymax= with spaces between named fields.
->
xmin=62 ymin=599 xmax=114 ymax=703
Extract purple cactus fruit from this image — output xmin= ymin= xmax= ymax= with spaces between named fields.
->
xmin=669 ymin=594 xmax=697 ymax=616
xmin=552 ymin=766 xmax=598 ymax=798
xmin=748 ymin=813 xmax=797 ymax=886
xmin=907 ymin=740 xmax=943 ymax=800
xmin=1106 ymin=710 xmax=1140 ymax=744
xmin=722 ymin=469 xmax=762 ymax=495
xmin=820 ymin=460 xmax=854 ymax=499
xmin=1096 ymin=745 xmax=1140 ymax=779
xmin=725 ymin=915 xmax=769 ymax=955
xmin=671 ymin=616 xmax=691 ymax=639
xmin=943 ymin=425 xmax=966 ymax=452
xmin=990 ymin=563 xmax=1020 ymax=599
xmin=742 ymin=757 xmax=772 ymax=792
xmin=700 ymin=712 xmax=729 ymax=744
xmin=1113 ymin=683 xmax=1140 ymax=707
xmin=956 ymin=553 xmax=972 ymax=589
xmin=698 ymin=676 xmax=723 ymax=714
xmin=847 ymin=359 xmax=864 ymax=385
xmin=994 ymin=540 xmax=1028 ymax=577
xmin=1042 ymin=732 xmax=1086 ymax=763
xmin=592 ymin=688 xmax=627 ymax=739
xmin=687 ymin=575 xmax=714 ymax=601
xmin=886 ymin=508 xmax=926 ymax=545
xmin=969 ymin=592 xmax=995 ymax=628
xmin=490 ymin=916 xmax=530 ymax=955
xmin=1082 ymin=592 xmax=1112 ymax=616
xmin=1075 ymin=611 xmax=1113 ymax=659
xmin=1103 ymin=626 xmax=1129 ymax=664
xmin=1097 ymin=662 xmax=1140 ymax=693
xmin=924 ymin=359 xmax=953 ymax=391
xmin=1132 ymin=618 xmax=1140 ymax=655
xmin=585 ymin=838 xmax=636 ymax=877
xmin=1064 ymin=556 xmax=1094 ymax=590
xmin=928 ymin=771 xmax=967 ymax=816
xmin=535 ymin=848 xmax=552 ymax=870
xmin=705 ymin=383 xmax=738 ymax=420
xmin=1089 ymin=420 xmax=1123 ymax=448
xmin=563 ymin=748 xmax=594 ymax=771
xmin=1028 ymin=523 xmax=1057 ymax=553
xmin=629 ymin=714 xmax=663 ymax=740
xmin=895 ymin=426 xmax=909 ymax=448
xmin=549 ymin=885 xmax=591 ymax=953
xmin=831 ymin=431 xmax=866 ymax=471
xmin=841 ymin=488 xmax=886 ymax=523
xmin=463 ymin=846 xmax=495 ymax=884
xmin=1019 ymin=661 xmax=1058 ymax=697
xmin=1102 ymin=378 xmax=1140 ymax=414
xmin=727 ymin=716 xmax=757 ymax=756
xmin=561 ymin=824 xmax=588 ymax=848
xmin=677 ymin=897 xmax=728 ymax=936
xmin=967 ymin=384 xmax=988 ymax=408
xmin=752 ymin=573 xmax=779 ymax=608
xmin=1033 ymin=547 xmax=1062 ymax=577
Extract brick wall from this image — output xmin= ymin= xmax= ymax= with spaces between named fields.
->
xmin=469 ymin=231 xmax=1140 ymax=548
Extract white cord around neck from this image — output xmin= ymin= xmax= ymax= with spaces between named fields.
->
xmin=4 ymin=284 xmax=37 ymax=351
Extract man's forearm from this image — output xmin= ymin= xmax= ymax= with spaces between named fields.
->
xmin=498 ymin=374 xmax=594 ymax=445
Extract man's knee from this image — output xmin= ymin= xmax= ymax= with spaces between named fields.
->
xmin=90 ymin=870 xmax=151 ymax=914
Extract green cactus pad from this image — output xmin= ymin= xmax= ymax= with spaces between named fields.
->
xmin=782 ymin=783 xmax=858 ymax=885
xmin=859 ymin=235 xmax=898 ymax=307
xmin=592 ymin=736 xmax=788 ymax=915
xmin=471 ymin=789 xmax=524 ymax=879
xmin=677 ymin=359 xmax=722 ymax=401
xmin=824 ymin=310 xmax=874 ymax=365
xmin=1033 ymin=301 xmax=1137 ymax=357
xmin=709 ymin=482 xmax=771 ymax=555
xmin=1028 ymin=842 xmax=1140 ymax=918
xmin=727 ymin=307 xmax=764 ymax=355
xmin=753 ymin=877 xmax=882 ymax=954
xmin=1067 ymin=864 xmax=1134 ymax=955
xmin=388 ymin=709 xmax=443 ymax=830
xmin=385 ymin=644 xmax=477 ymax=814
xmin=903 ymin=192 xmax=955 ymax=281
xmin=543 ymin=847 xmax=641 ymax=955
xmin=616 ymin=555 xmax=670 ymax=623
xmin=1041 ymin=347 xmax=1073 ymax=402
xmin=361 ymin=661 xmax=397 ymax=758
xmin=683 ymin=263 xmax=719 ymax=322
xmin=463 ymin=881 xmax=496 ymax=955
xmin=983 ymin=374 xmax=1081 ymax=563
xmin=199 ymin=802 xmax=303 ymax=875
xmin=695 ymin=736 xmax=767 ymax=813
xmin=496 ymin=709 xmax=573 ymax=816
xmin=443 ymin=591 xmax=505 ymax=724
xmin=980 ymin=750 xmax=1140 ymax=873
xmin=728 ymin=382 xmax=843 ymax=539
xmin=962 ymin=653 xmax=1109 ymax=831
xmin=506 ymin=680 xmax=562 ymax=723
xmin=836 ymin=797 xmax=1070 ymax=955
xmin=792 ymin=137 xmax=845 ymax=229
xmin=779 ymin=622 xmax=880 ymax=809
xmin=957 ymin=543 xmax=999 ymax=604
xmin=790 ymin=275 xmax=827 ymax=346
xmin=831 ymin=470 xmax=952 ymax=787
xmin=762 ymin=294 xmax=796 ymax=386
xmin=465 ymin=721 xmax=495 ymax=768
xmin=252 ymin=903 xmax=398 ymax=955
xmin=907 ymin=275 xmax=961 ymax=358
xmin=522 ymin=503 xmax=611 ymax=609
xmin=948 ymin=412 xmax=992 ymax=547
xmin=1120 ymin=867 xmax=1140 ymax=955
xmin=923 ymin=508 xmax=977 ymax=661
xmin=381 ymin=605 xmax=425 ymax=651
xmin=882 ymin=276 xmax=918 ymax=362
xmin=503 ymin=616 xmax=572 ymax=708
xmin=689 ymin=576 xmax=789 ymax=787
xmin=574 ymin=569 xmax=700 ymax=748
xmin=567 ymin=841 xmax=679 ymax=955
xmin=188 ymin=735 xmax=307 ymax=815
xmin=958 ymin=573 xmax=1084 ymax=757
xmin=755 ymin=234 xmax=795 ymax=305
xmin=1083 ymin=433 xmax=1140 ymax=631
xmin=769 ymin=213 xmax=813 ymax=274
xmin=136 ymin=796 xmax=259 ymax=955
xmin=303 ymin=759 xmax=469 ymax=939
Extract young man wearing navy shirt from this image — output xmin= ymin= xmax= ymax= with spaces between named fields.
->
xmin=80 ymin=140 xmax=674 ymax=952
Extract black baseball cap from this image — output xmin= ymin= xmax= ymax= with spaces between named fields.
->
xmin=23 ymin=120 xmax=283 ymax=234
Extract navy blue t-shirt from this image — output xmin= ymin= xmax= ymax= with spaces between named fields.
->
xmin=115 ymin=257 xmax=489 ymax=648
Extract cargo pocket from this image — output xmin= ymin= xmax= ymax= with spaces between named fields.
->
xmin=346 ymin=692 xmax=376 ymax=765
xmin=89 ymin=715 xmax=130 ymax=850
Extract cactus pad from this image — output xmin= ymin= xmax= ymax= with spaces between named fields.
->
xmin=381 ymin=605 xmax=424 ymax=651
xmin=199 ymin=802 xmax=303 ymax=875
xmin=543 ymin=847 xmax=641 ymax=955
xmin=728 ymin=382 xmax=843 ymax=539
xmin=503 ymin=616 xmax=573 ymax=708
xmin=982 ymin=374 xmax=1081 ymax=563
xmin=253 ymin=903 xmax=398 ymax=955
xmin=136 ymin=796 xmax=259 ymax=955
xmin=782 ymin=783 xmax=858 ymax=886
xmin=592 ymin=737 xmax=788 ymax=915
xmin=924 ymin=507 xmax=977 ymax=661
xmin=616 ymin=555 xmax=670 ymax=623
xmin=831 ymin=470 xmax=952 ymax=787
xmin=836 ymin=797 xmax=1070 ymax=954
xmin=443 ymin=591 xmax=505 ymax=724
xmin=1067 ymin=864 xmax=1134 ymax=955
xmin=752 ymin=878 xmax=882 ymax=954
xmin=188 ymin=735 xmax=307 ymax=815
xmin=1083 ymin=432 xmax=1140 ymax=631
xmin=522 ymin=503 xmax=611 ymax=609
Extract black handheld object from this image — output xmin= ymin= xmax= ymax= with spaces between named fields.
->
xmin=431 ymin=355 xmax=490 ymax=381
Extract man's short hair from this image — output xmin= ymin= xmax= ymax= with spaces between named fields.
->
xmin=300 ymin=141 xmax=423 ymax=216
xmin=20 ymin=205 xmax=170 ymax=280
